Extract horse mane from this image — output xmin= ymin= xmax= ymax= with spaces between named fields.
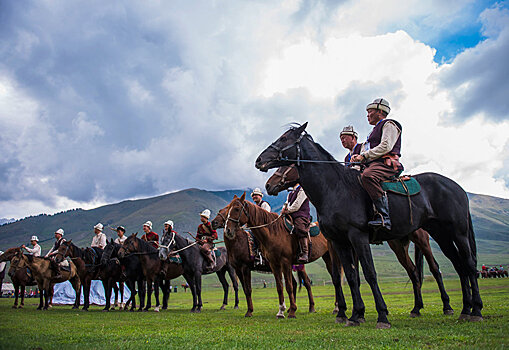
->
xmin=244 ymin=201 xmax=286 ymax=233
xmin=133 ymin=236 xmax=158 ymax=253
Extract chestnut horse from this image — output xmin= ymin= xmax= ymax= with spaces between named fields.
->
xmin=266 ymin=164 xmax=453 ymax=317
xmin=211 ymin=208 xmax=344 ymax=318
xmin=12 ymin=248 xmax=81 ymax=310
xmin=222 ymin=193 xmax=332 ymax=319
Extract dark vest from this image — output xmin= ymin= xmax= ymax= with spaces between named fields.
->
xmin=367 ymin=119 xmax=402 ymax=157
xmin=53 ymin=238 xmax=65 ymax=251
xmin=344 ymin=143 xmax=363 ymax=164
xmin=257 ymin=200 xmax=269 ymax=207
xmin=288 ymin=186 xmax=310 ymax=219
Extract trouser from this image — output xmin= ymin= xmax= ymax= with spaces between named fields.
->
xmin=292 ymin=216 xmax=310 ymax=238
xmin=199 ymin=242 xmax=215 ymax=264
xmin=361 ymin=161 xmax=398 ymax=200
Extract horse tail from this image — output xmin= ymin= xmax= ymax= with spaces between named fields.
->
xmin=414 ymin=244 xmax=424 ymax=285
xmin=468 ymin=212 xmax=477 ymax=266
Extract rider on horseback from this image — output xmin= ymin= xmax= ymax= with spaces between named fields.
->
xmin=91 ymin=223 xmax=107 ymax=250
xmin=196 ymin=209 xmax=217 ymax=270
xmin=340 ymin=125 xmax=363 ymax=171
xmin=141 ymin=221 xmax=159 ymax=248
xmin=351 ymin=98 xmax=403 ymax=231
xmin=251 ymin=188 xmax=271 ymax=212
xmin=282 ymin=184 xmax=311 ymax=263
xmin=45 ymin=228 xmax=66 ymax=279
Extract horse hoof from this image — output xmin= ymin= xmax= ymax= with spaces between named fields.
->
xmin=12 ymin=305 xmax=18 ymax=309
xmin=410 ymin=312 xmax=421 ymax=318
xmin=196 ymin=309 xmax=202 ymax=313
xmin=331 ymin=309 xmax=339 ymax=315
xmin=162 ymin=306 xmax=168 ymax=310
xmin=309 ymin=307 xmax=316 ymax=313
xmin=72 ymin=306 xmax=79 ymax=310
xmin=276 ymin=315 xmax=285 ymax=319
xmin=470 ymin=316 xmax=483 ymax=322
xmin=234 ymin=305 xmax=239 ymax=310
xmin=219 ymin=304 xmax=226 ymax=311
xmin=37 ymin=307 xmax=42 ymax=311
xmin=18 ymin=305 xmax=24 ymax=309
xmin=335 ymin=317 xmax=348 ymax=324
xmin=154 ymin=307 xmax=160 ymax=312
xmin=345 ymin=320 xmax=360 ymax=327
xmin=102 ymin=309 xmax=109 ymax=312
xmin=358 ymin=318 xmax=366 ymax=324
xmin=288 ymin=314 xmax=297 ymax=319
xmin=245 ymin=312 xmax=253 ymax=317
xmin=376 ymin=322 xmax=391 ymax=329
xmin=443 ymin=309 xmax=454 ymax=316
xmin=458 ymin=314 xmax=470 ymax=321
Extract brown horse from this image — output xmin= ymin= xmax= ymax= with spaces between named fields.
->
xmin=0 ymin=248 xmax=37 ymax=309
xmin=266 ymin=164 xmax=453 ymax=317
xmin=212 ymin=208 xmax=340 ymax=317
xmin=223 ymin=193 xmax=333 ymax=319
xmin=12 ymin=248 xmax=81 ymax=310
xmin=118 ymin=233 xmax=184 ymax=312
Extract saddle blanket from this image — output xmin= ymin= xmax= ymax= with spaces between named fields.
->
xmin=382 ymin=176 xmax=421 ymax=196
xmin=213 ymin=248 xmax=221 ymax=258
xmin=285 ymin=218 xmax=321 ymax=237
xmin=168 ymin=254 xmax=182 ymax=264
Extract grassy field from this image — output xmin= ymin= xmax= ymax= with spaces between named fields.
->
xmin=0 ymin=278 xmax=508 ymax=349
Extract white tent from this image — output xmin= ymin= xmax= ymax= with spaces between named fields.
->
xmin=2 ymin=282 xmax=14 ymax=292
xmin=52 ymin=280 xmax=131 ymax=305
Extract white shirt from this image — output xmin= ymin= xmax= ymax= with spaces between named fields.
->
xmin=258 ymin=201 xmax=271 ymax=212
xmin=45 ymin=238 xmax=66 ymax=257
xmin=114 ymin=235 xmax=127 ymax=244
xmin=91 ymin=232 xmax=107 ymax=249
xmin=285 ymin=186 xmax=308 ymax=213
xmin=24 ymin=244 xmax=42 ymax=257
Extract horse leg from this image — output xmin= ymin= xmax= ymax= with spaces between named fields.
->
xmin=300 ymin=269 xmax=315 ymax=313
xmin=137 ymin=279 xmax=146 ymax=311
xmin=82 ymin=280 xmax=91 ymax=311
xmin=387 ymin=239 xmax=423 ymax=317
xmin=331 ymin=240 xmax=365 ymax=325
xmin=112 ymin=282 xmax=118 ymax=310
xmin=194 ymin=272 xmax=203 ymax=312
xmin=184 ymin=274 xmax=197 ymax=312
xmin=324 ymin=251 xmax=348 ymax=321
xmin=271 ymin=265 xmax=286 ymax=319
xmin=161 ymin=279 xmax=170 ymax=310
xmin=37 ymin=285 xmax=44 ymax=310
xmin=227 ymin=265 xmax=239 ymax=309
xmin=216 ymin=270 xmax=229 ymax=310
xmin=283 ymin=266 xmax=298 ymax=318
xmin=144 ymin=279 xmax=153 ymax=311
xmin=237 ymin=266 xmax=254 ymax=317
xmin=412 ymin=232 xmax=453 ymax=315
xmin=13 ymin=283 xmax=19 ymax=309
xmin=153 ymin=279 xmax=161 ymax=312
xmin=19 ymin=285 xmax=26 ymax=308
xmin=103 ymin=279 xmax=112 ymax=311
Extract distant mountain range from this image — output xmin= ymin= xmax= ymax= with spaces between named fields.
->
xmin=0 ymin=218 xmax=15 ymax=226
xmin=0 ymin=189 xmax=507 ymax=255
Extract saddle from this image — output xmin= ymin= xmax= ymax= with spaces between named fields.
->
xmin=381 ymin=175 xmax=421 ymax=196
xmin=284 ymin=216 xmax=320 ymax=237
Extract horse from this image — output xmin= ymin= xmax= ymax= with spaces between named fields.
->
xmin=211 ymin=207 xmax=345 ymax=319
xmin=54 ymin=240 xmax=105 ymax=310
xmin=11 ymin=248 xmax=81 ymax=310
xmin=266 ymin=164 xmax=453 ymax=317
xmin=0 ymin=248 xmax=37 ymax=309
xmin=101 ymin=239 xmax=148 ymax=312
xmin=255 ymin=123 xmax=482 ymax=328
xmin=97 ymin=239 xmax=130 ymax=311
xmin=222 ymin=193 xmax=335 ymax=319
xmin=118 ymin=234 xmax=184 ymax=312
xmin=158 ymin=230 xmax=239 ymax=312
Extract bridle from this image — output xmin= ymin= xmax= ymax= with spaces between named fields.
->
xmin=158 ymin=230 xmax=176 ymax=251
xmin=272 ymin=164 xmax=296 ymax=187
xmin=55 ymin=243 xmax=71 ymax=262
xmin=225 ymin=200 xmax=282 ymax=231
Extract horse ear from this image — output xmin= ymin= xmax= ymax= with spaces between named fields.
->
xmin=233 ymin=194 xmax=238 ymax=199
xmin=134 ymin=232 xmax=138 ymax=237
xmin=296 ymin=122 xmax=308 ymax=135
xmin=68 ymin=239 xmax=72 ymax=243
xmin=240 ymin=192 xmax=246 ymax=202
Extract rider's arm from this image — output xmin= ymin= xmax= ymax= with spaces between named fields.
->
xmin=286 ymin=188 xmax=307 ymax=213
xmin=361 ymin=121 xmax=401 ymax=161
xmin=261 ymin=202 xmax=271 ymax=212
xmin=24 ymin=246 xmax=36 ymax=253
xmin=99 ymin=234 xmax=107 ymax=249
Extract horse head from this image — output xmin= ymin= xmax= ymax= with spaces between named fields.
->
xmin=211 ymin=206 xmax=229 ymax=230
xmin=255 ymin=122 xmax=308 ymax=172
xmin=0 ymin=247 xmax=22 ymax=262
xmin=101 ymin=238 xmax=117 ymax=264
xmin=224 ymin=193 xmax=249 ymax=239
xmin=158 ymin=230 xmax=177 ymax=261
xmin=54 ymin=240 xmax=72 ymax=263
xmin=265 ymin=164 xmax=299 ymax=195
xmin=118 ymin=233 xmax=138 ymax=258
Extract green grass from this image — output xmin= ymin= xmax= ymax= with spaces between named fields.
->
xmin=0 ymin=278 xmax=508 ymax=349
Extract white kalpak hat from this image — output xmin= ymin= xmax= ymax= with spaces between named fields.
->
xmin=143 ymin=221 xmax=153 ymax=230
xmin=164 ymin=220 xmax=174 ymax=228
xmin=200 ymin=209 xmax=211 ymax=219
xmin=31 ymin=235 xmax=39 ymax=242
xmin=366 ymin=98 xmax=391 ymax=114
xmin=94 ymin=223 xmax=103 ymax=231
xmin=251 ymin=188 xmax=263 ymax=197
xmin=55 ymin=228 xmax=64 ymax=236
xmin=340 ymin=125 xmax=358 ymax=138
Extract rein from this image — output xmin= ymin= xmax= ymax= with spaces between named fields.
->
xmin=225 ymin=201 xmax=283 ymax=230
xmin=159 ymin=231 xmax=199 ymax=255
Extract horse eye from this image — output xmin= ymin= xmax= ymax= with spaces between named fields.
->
xmin=280 ymin=136 xmax=287 ymax=142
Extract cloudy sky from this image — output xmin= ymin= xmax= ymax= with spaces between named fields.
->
xmin=1 ymin=0 xmax=508 ymax=219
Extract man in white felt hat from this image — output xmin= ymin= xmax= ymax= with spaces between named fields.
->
xmin=351 ymin=98 xmax=403 ymax=230
xmin=141 ymin=221 xmax=159 ymax=248
xmin=340 ymin=125 xmax=363 ymax=171
xmin=251 ymin=188 xmax=271 ymax=212
xmin=163 ymin=220 xmax=176 ymax=237
xmin=22 ymin=235 xmax=42 ymax=257
xmin=45 ymin=228 xmax=66 ymax=278
xmin=91 ymin=223 xmax=107 ymax=250
xmin=196 ymin=209 xmax=217 ymax=270
xmin=114 ymin=226 xmax=127 ymax=245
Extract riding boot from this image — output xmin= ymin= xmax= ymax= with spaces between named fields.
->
xmin=206 ymin=251 xmax=216 ymax=270
xmin=50 ymin=260 xmax=63 ymax=280
xmin=297 ymin=237 xmax=309 ymax=263
xmin=368 ymin=194 xmax=392 ymax=230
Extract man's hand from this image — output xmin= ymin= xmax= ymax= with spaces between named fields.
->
xmin=22 ymin=245 xmax=26 ymax=249
xmin=351 ymin=154 xmax=364 ymax=163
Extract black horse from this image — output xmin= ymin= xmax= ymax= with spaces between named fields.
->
xmin=255 ymin=123 xmax=482 ymax=328
xmin=159 ymin=231 xmax=239 ymax=312
xmin=100 ymin=239 xmax=146 ymax=312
